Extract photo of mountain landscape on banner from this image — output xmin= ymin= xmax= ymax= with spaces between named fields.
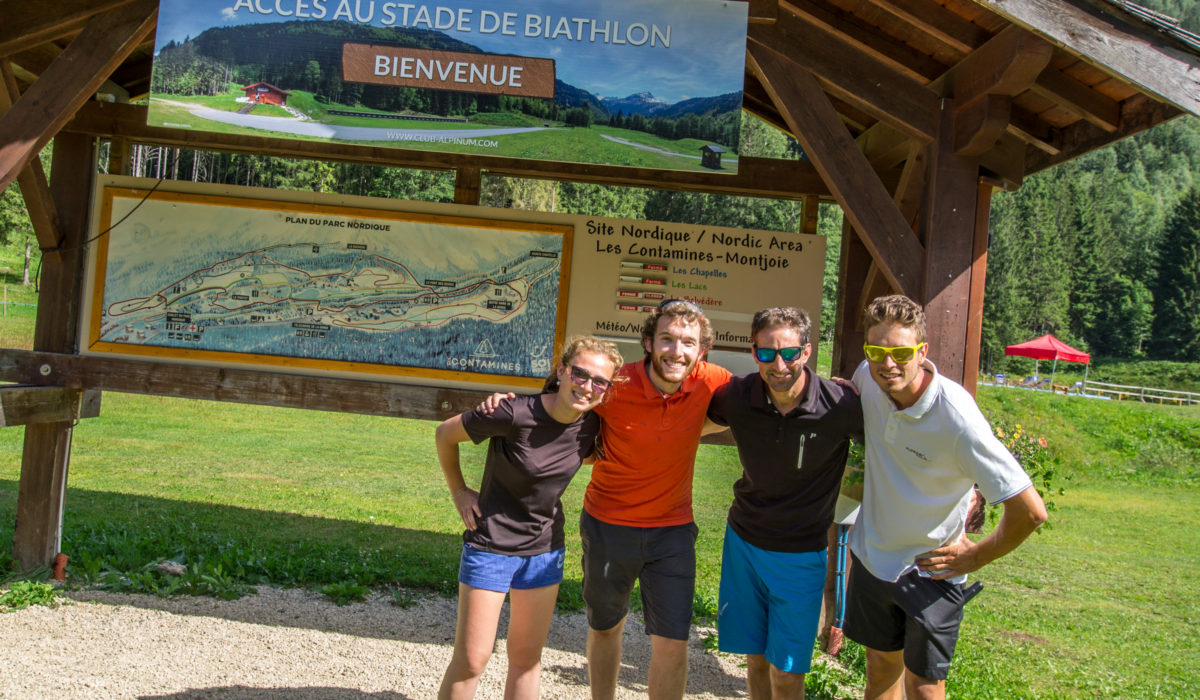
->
xmin=149 ymin=0 xmax=749 ymax=173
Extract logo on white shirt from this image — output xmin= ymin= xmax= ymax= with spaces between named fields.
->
xmin=904 ymin=446 xmax=930 ymax=462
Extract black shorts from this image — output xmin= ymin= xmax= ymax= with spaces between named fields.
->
xmin=843 ymin=552 xmax=966 ymax=680
xmin=579 ymin=509 xmax=698 ymax=640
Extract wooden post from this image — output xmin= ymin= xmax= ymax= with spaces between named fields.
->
xmin=962 ymin=181 xmax=995 ymax=392
xmin=12 ymin=132 xmax=95 ymax=570
xmin=454 ymin=167 xmax=481 ymax=205
xmin=919 ymin=99 xmax=983 ymax=386
xmin=107 ymin=137 xmax=131 ymax=176
xmin=802 ymin=194 xmax=820 ymax=234
xmin=832 ymin=218 xmax=870 ymax=379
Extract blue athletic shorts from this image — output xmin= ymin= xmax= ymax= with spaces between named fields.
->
xmin=717 ymin=524 xmax=827 ymax=674
xmin=457 ymin=543 xmax=565 ymax=593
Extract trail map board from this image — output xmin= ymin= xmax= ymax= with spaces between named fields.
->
xmin=85 ymin=179 xmax=571 ymax=388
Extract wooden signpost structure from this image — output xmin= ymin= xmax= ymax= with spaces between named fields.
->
xmin=2 ymin=0 xmax=1200 ymax=572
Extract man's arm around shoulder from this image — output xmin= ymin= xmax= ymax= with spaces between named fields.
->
xmin=917 ymin=486 xmax=1048 ymax=580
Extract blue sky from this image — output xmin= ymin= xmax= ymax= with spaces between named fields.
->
xmin=155 ymin=0 xmax=747 ymax=103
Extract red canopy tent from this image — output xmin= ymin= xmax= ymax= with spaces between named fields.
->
xmin=1004 ymin=334 xmax=1091 ymax=391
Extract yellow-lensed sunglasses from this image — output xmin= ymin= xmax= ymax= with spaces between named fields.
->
xmin=862 ymin=343 xmax=926 ymax=363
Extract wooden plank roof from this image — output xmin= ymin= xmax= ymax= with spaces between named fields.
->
xmin=2 ymin=0 xmax=1199 ymax=195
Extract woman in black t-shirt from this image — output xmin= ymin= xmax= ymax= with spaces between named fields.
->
xmin=435 ymin=336 xmax=623 ymax=700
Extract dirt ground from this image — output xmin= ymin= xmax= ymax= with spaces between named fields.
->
xmin=0 ymin=586 xmax=752 ymax=699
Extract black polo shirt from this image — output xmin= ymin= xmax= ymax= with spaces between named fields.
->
xmin=707 ymin=368 xmax=863 ymax=553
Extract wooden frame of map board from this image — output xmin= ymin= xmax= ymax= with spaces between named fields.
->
xmin=82 ymin=176 xmax=573 ymax=390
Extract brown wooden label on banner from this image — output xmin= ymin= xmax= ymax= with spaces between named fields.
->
xmin=342 ymin=43 xmax=556 ymax=98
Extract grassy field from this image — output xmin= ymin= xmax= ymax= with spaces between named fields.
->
xmin=0 ymin=244 xmax=37 ymax=349
xmin=1 ymin=384 xmax=1197 ymax=697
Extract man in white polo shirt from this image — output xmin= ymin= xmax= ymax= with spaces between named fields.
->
xmin=845 ymin=295 xmax=1048 ymax=700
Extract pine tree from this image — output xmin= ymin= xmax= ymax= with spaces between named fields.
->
xmin=1148 ymin=188 xmax=1200 ymax=360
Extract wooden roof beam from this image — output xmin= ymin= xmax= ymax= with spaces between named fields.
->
xmin=748 ymin=0 xmax=779 ymax=24
xmin=861 ymin=0 xmax=991 ymax=55
xmin=780 ymin=0 xmax=947 ymax=82
xmin=1026 ymin=93 xmax=1182 ymax=173
xmin=0 ymin=62 xmax=62 ymax=256
xmin=748 ymin=11 xmax=938 ymax=142
xmin=0 ymin=0 xmax=135 ymax=58
xmin=937 ymin=25 xmax=1055 ymax=157
xmin=1008 ymin=106 xmax=1061 ymax=155
xmin=969 ymin=0 xmax=1200 ymax=118
xmin=64 ymin=102 xmax=831 ymax=200
xmin=7 ymin=43 xmax=65 ymax=81
xmin=857 ymin=122 xmax=913 ymax=169
xmin=946 ymin=25 xmax=1054 ymax=104
xmin=0 ymin=0 xmax=157 ymax=192
xmin=955 ymin=94 xmax=1012 ymax=156
xmin=1031 ymin=68 xmax=1121 ymax=132
xmin=748 ymin=44 xmax=924 ymax=296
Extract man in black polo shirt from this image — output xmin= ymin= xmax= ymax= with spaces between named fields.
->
xmin=707 ymin=307 xmax=862 ymax=698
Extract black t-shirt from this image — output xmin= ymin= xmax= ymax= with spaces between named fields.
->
xmin=707 ymin=369 xmax=863 ymax=552
xmin=460 ymin=394 xmax=601 ymax=555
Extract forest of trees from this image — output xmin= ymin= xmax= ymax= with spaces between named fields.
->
xmin=982 ymin=118 xmax=1200 ymax=366
xmin=4 ymin=2 xmax=1199 ymax=368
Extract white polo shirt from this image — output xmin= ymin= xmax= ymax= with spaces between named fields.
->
xmin=850 ymin=359 xmax=1032 ymax=582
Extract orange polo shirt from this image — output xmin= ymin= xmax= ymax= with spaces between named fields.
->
xmin=585 ymin=359 xmax=731 ymax=527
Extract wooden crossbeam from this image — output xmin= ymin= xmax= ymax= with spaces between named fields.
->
xmin=925 ymin=25 xmax=1056 ymax=158
xmin=946 ymin=25 xmax=1053 ymax=104
xmin=0 ymin=0 xmax=135 ymax=58
xmin=1032 ymin=68 xmax=1121 ymax=132
xmin=748 ymin=0 xmax=779 ymax=24
xmin=0 ymin=0 xmax=157 ymax=192
xmin=780 ymin=0 xmax=946 ymax=83
xmin=0 ymin=348 xmax=738 ymax=445
xmin=748 ymin=45 xmax=924 ymax=296
xmin=748 ymin=11 xmax=937 ymax=142
xmin=64 ymin=102 xmax=833 ymax=200
xmin=0 ymin=348 xmax=481 ymax=421
xmin=0 ymin=386 xmax=100 ymax=427
xmin=969 ymin=0 xmax=1200 ymax=118
xmin=863 ymin=0 xmax=991 ymax=55
xmin=955 ymin=94 xmax=1013 ymax=156
xmin=7 ymin=44 xmax=64 ymax=81
xmin=1008 ymin=106 xmax=1060 ymax=155
xmin=0 ymin=61 xmax=62 ymax=255
xmin=1026 ymin=93 xmax=1182 ymax=172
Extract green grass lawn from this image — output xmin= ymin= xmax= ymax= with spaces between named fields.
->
xmin=0 ymin=244 xmax=37 ymax=349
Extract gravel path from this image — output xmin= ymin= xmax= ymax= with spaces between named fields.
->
xmin=1 ymin=587 xmax=750 ymax=699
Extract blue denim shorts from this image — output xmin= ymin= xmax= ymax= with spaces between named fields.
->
xmin=457 ymin=544 xmax=566 ymax=593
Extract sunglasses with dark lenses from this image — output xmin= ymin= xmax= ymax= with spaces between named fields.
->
xmin=753 ymin=346 xmax=805 ymax=363
xmin=862 ymin=343 xmax=925 ymax=363
xmin=568 ymin=365 xmax=613 ymax=393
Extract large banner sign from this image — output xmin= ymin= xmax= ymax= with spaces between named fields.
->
xmin=83 ymin=177 xmax=825 ymax=390
xmin=150 ymin=0 xmax=748 ymax=173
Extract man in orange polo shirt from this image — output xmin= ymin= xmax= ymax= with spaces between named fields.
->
xmin=580 ymin=300 xmax=730 ymax=699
